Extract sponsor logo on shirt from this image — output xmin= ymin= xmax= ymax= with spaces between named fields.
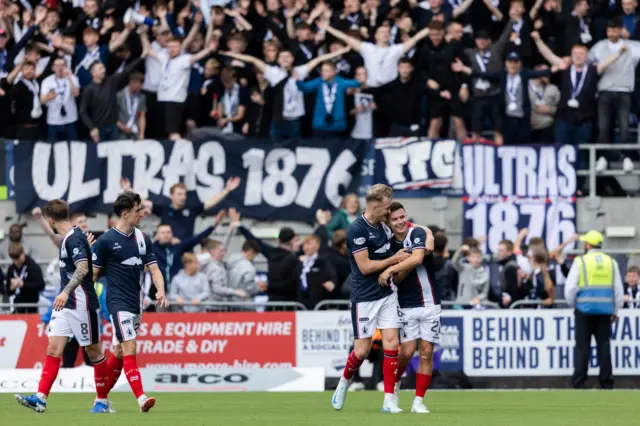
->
xmin=121 ymin=257 xmax=143 ymax=266
xmin=374 ymin=243 xmax=390 ymax=253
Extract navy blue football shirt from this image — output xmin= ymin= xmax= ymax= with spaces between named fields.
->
xmin=59 ymin=227 xmax=99 ymax=310
xmin=93 ymin=227 xmax=157 ymax=314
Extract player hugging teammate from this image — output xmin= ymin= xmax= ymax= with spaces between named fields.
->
xmin=16 ymin=192 xmax=168 ymax=414
xmin=332 ymin=184 xmax=439 ymax=414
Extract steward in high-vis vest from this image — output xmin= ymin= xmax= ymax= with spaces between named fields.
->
xmin=565 ymin=231 xmax=624 ymax=389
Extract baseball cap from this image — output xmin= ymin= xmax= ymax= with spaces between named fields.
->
xmin=278 ymin=227 xmax=296 ymax=244
xmin=579 ymin=230 xmax=604 ymax=247
xmin=506 ymin=51 xmax=521 ymax=61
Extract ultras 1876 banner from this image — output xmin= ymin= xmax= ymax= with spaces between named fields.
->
xmin=462 ymin=142 xmax=577 ymax=254
xmin=11 ymin=138 xmax=367 ymax=221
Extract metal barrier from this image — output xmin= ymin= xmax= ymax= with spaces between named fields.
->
xmin=578 ymin=143 xmax=640 ymax=197
xmin=0 ymin=301 xmax=307 ymax=314
xmin=509 ymin=299 xmax=569 ymax=309
xmin=313 ymin=300 xmax=501 ymax=310
xmin=313 ymin=300 xmax=351 ymax=310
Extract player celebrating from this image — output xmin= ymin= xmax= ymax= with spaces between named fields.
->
xmin=92 ymin=191 xmax=168 ymax=412
xmin=378 ymin=202 xmax=438 ymax=414
xmin=332 ymin=184 xmax=409 ymax=413
xmin=15 ymin=200 xmax=112 ymax=413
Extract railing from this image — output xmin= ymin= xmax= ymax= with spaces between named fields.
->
xmin=0 ymin=300 xmax=308 ymax=314
xmin=313 ymin=300 xmax=501 ymax=310
xmin=578 ymin=143 xmax=640 ymax=197
xmin=508 ymin=299 xmax=570 ymax=309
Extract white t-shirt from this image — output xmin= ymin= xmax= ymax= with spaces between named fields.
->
xmin=350 ymin=92 xmax=374 ymax=139
xmin=143 ymin=41 xmax=168 ymax=92
xmin=360 ymin=42 xmax=406 ymax=87
xmin=157 ymin=52 xmax=192 ymax=103
xmin=40 ymin=74 xmax=80 ymax=125
xmin=263 ymin=64 xmax=308 ymax=120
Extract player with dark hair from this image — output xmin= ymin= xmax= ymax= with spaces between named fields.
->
xmin=92 ymin=191 xmax=168 ymax=412
xmin=15 ymin=199 xmax=112 ymax=413
xmin=378 ymin=202 xmax=438 ymax=414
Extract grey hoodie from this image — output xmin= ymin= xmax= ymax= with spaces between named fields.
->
xmin=226 ymin=253 xmax=257 ymax=298
xmin=452 ymin=251 xmax=490 ymax=304
xmin=169 ymin=270 xmax=211 ymax=312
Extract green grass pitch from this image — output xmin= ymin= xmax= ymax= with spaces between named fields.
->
xmin=2 ymin=390 xmax=637 ymax=426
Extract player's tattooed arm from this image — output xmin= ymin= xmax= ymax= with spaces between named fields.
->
xmin=63 ymin=260 xmax=89 ymax=295
xmin=53 ymin=260 xmax=89 ymax=310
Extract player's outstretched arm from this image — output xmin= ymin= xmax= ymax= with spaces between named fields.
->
xmin=148 ymin=262 xmax=169 ymax=308
xmin=53 ymin=260 xmax=89 ymax=311
xmin=32 ymin=207 xmax=63 ymax=247
xmin=353 ymin=249 xmax=410 ymax=276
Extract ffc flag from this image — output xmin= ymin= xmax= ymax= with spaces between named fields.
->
xmin=462 ymin=142 xmax=577 ymax=254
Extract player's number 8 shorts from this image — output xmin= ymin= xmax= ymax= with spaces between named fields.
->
xmin=47 ymin=308 xmax=100 ymax=347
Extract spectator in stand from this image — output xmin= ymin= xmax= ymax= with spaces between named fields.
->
xmin=223 ymin=212 xmax=263 ymax=301
xmin=419 ymin=20 xmax=468 ymax=140
xmin=243 ymin=69 xmax=273 ymax=137
xmin=523 ymin=248 xmax=555 ymax=308
xmin=452 ymin=50 xmax=565 ymax=144
xmin=0 ymin=223 xmax=35 ymax=260
xmin=532 ymin=32 xmax=623 ymax=156
xmin=216 ymin=67 xmax=249 ymax=135
xmin=170 ymin=252 xmax=211 ymax=313
xmin=621 ymin=0 xmax=640 ymax=40
xmin=80 ymin=54 xmax=145 ymax=142
xmin=116 ymin=71 xmax=147 ymax=140
xmin=464 ymin=26 xmax=513 ymax=145
xmin=379 ymin=58 xmax=425 ymax=137
xmin=130 ymin=177 xmax=239 ymax=241
xmin=506 ymin=0 xmax=534 ymax=65
xmin=152 ymin=212 xmax=224 ymax=292
xmin=219 ymin=48 xmax=350 ymax=140
xmin=623 ymin=265 xmax=640 ymax=308
xmin=321 ymin=16 xmax=430 ymax=89
xmin=452 ymin=244 xmax=490 ymax=308
xmin=348 ymin=66 xmax=376 ymax=140
xmin=327 ymin=193 xmax=361 ymax=238
xmin=142 ymin=29 xmax=218 ymax=140
xmin=296 ymin=56 xmax=360 ymax=137
xmin=235 ymin=211 xmax=301 ymax=304
xmin=589 ymin=18 xmax=640 ymax=172
xmin=557 ymin=0 xmax=593 ymax=57
xmin=40 ymin=57 xmax=80 ymax=142
xmin=200 ymin=238 xmax=249 ymax=301
xmin=528 ymin=63 xmax=560 ymax=143
xmin=7 ymin=60 xmax=42 ymax=140
xmin=298 ymin=234 xmax=337 ymax=310
xmin=5 ymin=242 xmax=44 ymax=314
xmin=497 ymin=239 xmax=526 ymax=308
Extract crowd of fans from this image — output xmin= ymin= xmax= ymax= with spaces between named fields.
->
xmin=1 ymin=181 xmax=640 ymax=315
xmin=1 ymin=0 xmax=640 ymax=170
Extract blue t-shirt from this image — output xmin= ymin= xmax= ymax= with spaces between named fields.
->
xmin=93 ymin=227 xmax=157 ymax=314
xmin=59 ymin=227 xmax=100 ymax=310
xmin=346 ymin=214 xmax=394 ymax=303
xmin=390 ymin=227 xmax=440 ymax=309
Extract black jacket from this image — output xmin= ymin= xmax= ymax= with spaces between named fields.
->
xmin=5 ymin=256 xmax=45 ymax=314
xmin=298 ymin=253 xmax=337 ymax=310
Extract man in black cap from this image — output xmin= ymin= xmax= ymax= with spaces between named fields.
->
xmin=463 ymin=24 xmax=514 ymax=145
xmin=237 ymin=223 xmax=301 ymax=303
xmin=452 ymin=51 xmax=566 ymax=144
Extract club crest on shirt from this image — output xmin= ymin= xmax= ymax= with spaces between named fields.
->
xmin=182 ymin=209 xmax=190 ymax=217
